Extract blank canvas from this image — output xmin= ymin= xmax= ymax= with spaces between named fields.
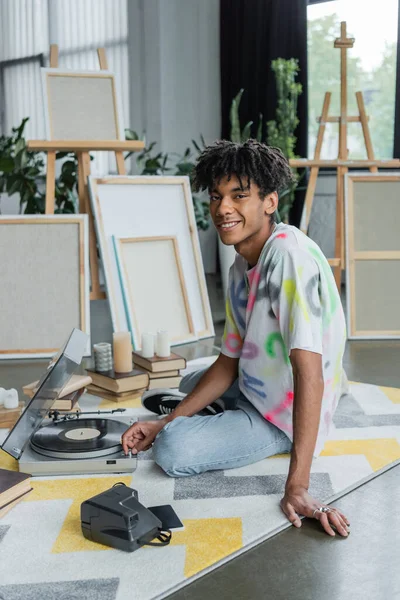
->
xmin=42 ymin=69 xmax=124 ymax=141
xmin=114 ymin=236 xmax=196 ymax=347
xmin=353 ymin=181 xmax=399 ymax=252
xmin=0 ymin=216 xmax=90 ymax=358
xmin=354 ymin=260 xmax=400 ymax=332
xmin=345 ymin=173 xmax=400 ymax=339
xmin=89 ymin=176 xmax=214 ymax=345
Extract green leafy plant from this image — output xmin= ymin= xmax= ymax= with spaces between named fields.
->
xmin=266 ymin=58 xmax=303 ymax=221
xmin=266 ymin=58 xmax=302 ymax=161
xmin=0 ymin=118 xmax=45 ymax=213
xmin=176 ymin=140 xmax=210 ymax=231
xmin=228 ymin=58 xmax=304 ymax=222
xmin=230 ymin=89 xmax=263 ymax=143
xmin=0 ymin=118 xmax=78 ymax=214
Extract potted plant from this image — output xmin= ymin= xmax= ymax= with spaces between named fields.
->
xmin=0 ymin=118 xmax=78 ymax=214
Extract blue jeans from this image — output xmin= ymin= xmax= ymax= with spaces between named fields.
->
xmin=153 ymin=368 xmax=292 ymax=477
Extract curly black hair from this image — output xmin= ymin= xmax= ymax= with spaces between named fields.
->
xmin=192 ymin=139 xmax=295 ymax=198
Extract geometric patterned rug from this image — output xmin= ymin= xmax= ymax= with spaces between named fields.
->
xmin=0 ymin=356 xmax=399 ymax=600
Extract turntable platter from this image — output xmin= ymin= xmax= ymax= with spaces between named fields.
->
xmin=31 ymin=418 xmax=126 ymax=459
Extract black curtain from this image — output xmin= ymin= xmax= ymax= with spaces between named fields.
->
xmin=220 ymin=0 xmax=308 ymax=226
xmin=393 ymin=0 xmax=400 ymax=157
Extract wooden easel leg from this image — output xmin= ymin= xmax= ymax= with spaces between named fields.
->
xmin=45 ymin=151 xmax=56 ymax=214
xmin=341 ymin=166 xmax=348 ymax=274
xmin=115 ymin=151 xmax=126 ymax=175
xmin=77 ymin=152 xmax=105 ymax=300
xmin=300 ymin=92 xmax=331 ymax=233
xmin=356 ymin=91 xmax=378 ymax=174
xmin=77 ymin=153 xmax=87 ymax=213
xmin=301 ymin=167 xmax=319 ymax=233
xmin=334 ymin=166 xmax=345 ymax=289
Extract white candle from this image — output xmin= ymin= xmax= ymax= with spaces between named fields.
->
xmin=156 ymin=330 xmax=170 ymax=358
xmin=0 ymin=388 xmax=6 ymax=407
xmin=4 ymin=389 xmax=19 ymax=409
xmin=113 ymin=332 xmax=133 ymax=373
xmin=141 ymin=333 xmax=155 ymax=358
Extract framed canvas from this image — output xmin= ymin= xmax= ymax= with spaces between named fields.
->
xmin=88 ymin=176 xmax=214 ymax=345
xmin=113 ymin=236 xmax=196 ymax=347
xmin=0 ymin=215 xmax=90 ymax=358
xmin=41 ymin=68 xmax=124 ymax=141
xmin=345 ymin=172 xmax=400 ymax=339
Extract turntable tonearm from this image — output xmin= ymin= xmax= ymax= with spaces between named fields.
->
xmin=1 ymin=329 xmax=137 ymax=477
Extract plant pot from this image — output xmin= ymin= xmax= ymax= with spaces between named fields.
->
xmin=198 ymin=225 xmax=217 ymax=274
xmin=218 ymin=238 xmax=236 ymax=300
xmin=0 ymin=192 xmax=20 ymax=214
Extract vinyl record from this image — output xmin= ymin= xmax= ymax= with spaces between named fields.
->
xmin=31 ymin=418 xmax=126 ymax=459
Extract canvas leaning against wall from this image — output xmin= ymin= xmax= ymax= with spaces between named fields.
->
xmin=0 ymin=215 xmax=91 ymax=359
xmin=113 ymin=235 xmax=197 ymax=348
xmin=345 ymin=172 xmax=400 ymax=340
xmin=88 ymin=176 xmax=214 ymax=348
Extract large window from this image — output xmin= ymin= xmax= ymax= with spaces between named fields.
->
xmin=307 ymin=0 xmax=398 ymax=159
xmin=0 ymin=0 xmax=129 ymax=175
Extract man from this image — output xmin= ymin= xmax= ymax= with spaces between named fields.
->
xmin=122 ymin=139 xmax=350 ymax=538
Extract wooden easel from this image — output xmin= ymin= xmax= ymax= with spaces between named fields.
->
xmin=290 ymin=22 xmax=400 ymax=288
xmin=27 ymin=45 xmax=144 ymax=300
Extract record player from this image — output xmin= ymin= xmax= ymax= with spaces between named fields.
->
xmin=1 ymin=329 xmax=137 ymax=477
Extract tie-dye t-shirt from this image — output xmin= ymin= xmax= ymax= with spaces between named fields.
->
xmin=221 ymin=223 xmax=346 ymax=456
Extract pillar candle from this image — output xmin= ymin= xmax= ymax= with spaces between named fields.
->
xmin=141 ymin=333 xmax=155 ymax=358
xmin=4 ymin=389 xmax=19 ymax=409
xmin=113 ymin=332 xmax=133 ymax=373
xmin=156 ymin=330 xmax=170 ymax=358
xmin=0 ymin=388 xmax=6 ymax=407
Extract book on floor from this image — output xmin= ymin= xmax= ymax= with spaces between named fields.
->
xmin=148 ymin=369 xmax=179 ymax=379
xmin=0 ymin=468 xmax=32 ymax=514
xmin=148 ymin=376 xmax=182 ymax=390
xmin=51 ymin=387 xmax=84 ymax=411
xmin=132 ymin=351 xmax=186 ymax=373
xmin=0 ymin=489 xmax=32 ymax=519
xmin=86 ymin=384 xmax=140 ymax=399
xmin=86 ymin=384 xmax=146 ymax=403
xmin=0 ymin=404 xmax=23 ymax=429
xmin=23 ymin=374 xmax=92 ymax=400
xmin=86 ymin=369 xmax=149 ymax=394
xmin=0 ymin=490 xmax=33 ymax=519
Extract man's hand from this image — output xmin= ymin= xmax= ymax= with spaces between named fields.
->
xmin=280 ymin=485 xmax=350 ymax=537
xmin=121 ymin=420 xmax=166 ymax=455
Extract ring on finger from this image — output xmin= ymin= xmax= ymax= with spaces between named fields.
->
xmin=312 ymin=506 xmax=331 ymax=518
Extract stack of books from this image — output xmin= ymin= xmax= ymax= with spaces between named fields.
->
xmin=86 ymin=368 xmax=150 ymax=403
xmin=0 ymin=468 xmax=32 ymax=519
xmin=132 ymin=351 xmax=186 ymax=390
xmin=22 ymin=374 xmax=92 ymax=413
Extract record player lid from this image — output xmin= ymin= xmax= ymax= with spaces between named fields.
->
xmin=1 ymin=328 xmax=89 ymax=460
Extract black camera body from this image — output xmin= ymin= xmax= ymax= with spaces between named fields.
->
xmin=81 ymin=484 xmax=162 ymax=552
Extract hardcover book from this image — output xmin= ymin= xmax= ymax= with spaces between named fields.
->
xmin=0 ymin=468 xmax=32 ymax=510
xmin=86 ymin=369 xmax=149 ymax=393
xmin=132 ymin=351 xmax=186 ymax=373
